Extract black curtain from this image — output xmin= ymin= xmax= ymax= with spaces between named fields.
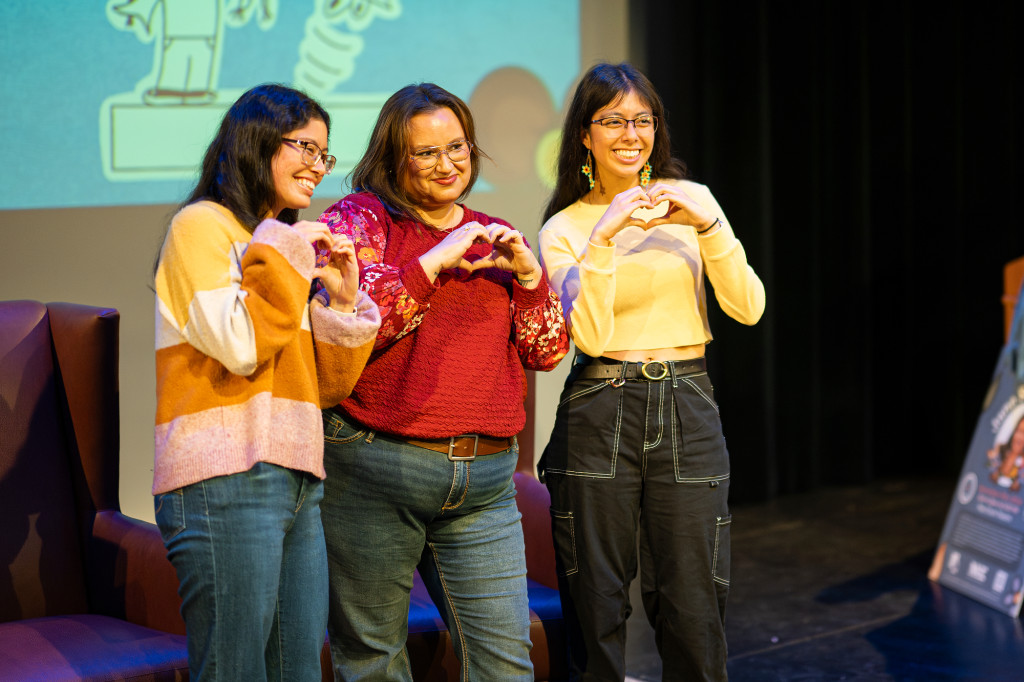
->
xmin=636 ymin=0 xmax=1023 ymax=503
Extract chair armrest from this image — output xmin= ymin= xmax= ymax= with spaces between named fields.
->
xmin=88 ymin=510 xmax=185 ymax=635
xmin=514 ymin=472 xmax=558 ymax=590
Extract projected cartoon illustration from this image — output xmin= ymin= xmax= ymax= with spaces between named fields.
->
xmin=0 ymin=1 xmax=577 ymax=209
xmin=107 ymin=0 xmax=279 ymax=105
xmin=294 ymin=0 xmax=401 ymax=98
xmin=100 ymin=0 xmax=401 ymax=181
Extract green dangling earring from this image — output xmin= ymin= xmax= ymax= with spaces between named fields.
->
xmin=640 ymin=162 xmax=652 ymax=188
xmin=581 ymin=150 xmax=595 ymax=190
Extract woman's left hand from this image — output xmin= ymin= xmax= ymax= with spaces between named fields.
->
xmin=314 ymin=233 xmax=360 ymax=312
xmin=466 ymin=224 xmax=543 ymax=289
xmin=643 ymin=182 xmax=718 ymax=231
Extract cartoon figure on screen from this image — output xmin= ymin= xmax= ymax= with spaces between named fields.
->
xmin=106 ymin=0 xmax=277 ymax=105
xmin=987 ymin=413 xmax=1024 ymax=491
xmin=293 ymin=0 xmax=402 ymax=98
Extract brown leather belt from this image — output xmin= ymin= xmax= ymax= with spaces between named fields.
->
xmin=574 ymin=356 xmax=706 ymax=381
xmin=400 ymin=434 xmax=514 ymax=461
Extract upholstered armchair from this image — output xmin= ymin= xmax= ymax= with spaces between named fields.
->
xmin=0 ymin=300 xmax=188 ymax=680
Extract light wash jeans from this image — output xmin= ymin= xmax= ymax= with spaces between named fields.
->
xmin=320 ymin=408 xmax=533 ymax=682
xmin=154 ymin=462 xmax=328 ymax=682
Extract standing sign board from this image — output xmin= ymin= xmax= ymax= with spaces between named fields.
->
xmin=930 ymin=281 xmax=1024 ymax=615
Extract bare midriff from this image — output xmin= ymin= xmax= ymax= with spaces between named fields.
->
xmin=602 ymin=343 xmax=706 ymax=362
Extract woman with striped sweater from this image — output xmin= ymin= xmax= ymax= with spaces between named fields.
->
xmin=152 ymin=84 xmax=379 ymax=681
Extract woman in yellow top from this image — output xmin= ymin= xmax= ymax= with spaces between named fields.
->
xmin=538 ymin=62 xmax=765 ymax=680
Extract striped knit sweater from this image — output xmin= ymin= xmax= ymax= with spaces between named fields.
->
xmin=153 ymin=201 xmax=380 ymax=494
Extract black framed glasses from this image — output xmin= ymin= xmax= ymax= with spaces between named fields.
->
xmin=409 ymin=139 xmax=473 ymax=170
xmin=590 ymin=115 xmax=658 ymax=132
xmin=281 ymin=137 xmax=336 ymax=174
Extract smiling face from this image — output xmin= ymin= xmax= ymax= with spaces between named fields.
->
xmin=270 ymin=117 xmax=328 ymax=217
xmin=582 ymin=89 xmax=655 ymax=194
xmin=400 ymin=107 xmax=471 ymax=216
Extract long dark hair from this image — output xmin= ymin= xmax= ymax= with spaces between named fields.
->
xmin=185 ymin=83 xmax=331 ymax=230
xmin=350 ymin=82 xmax=487 ymax=223
xmin=543 ymin=63 xmax=688 ymax=223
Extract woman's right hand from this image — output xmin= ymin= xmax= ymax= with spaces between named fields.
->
xmin=418 ymin=222 xmax=491 ymax=283
xmin=589 ymin=186 xmax=655 ymax=246
xmin=314 ymin=234 xmax=360 ymax=313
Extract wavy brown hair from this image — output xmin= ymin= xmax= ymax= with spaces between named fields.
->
xmin=350 ymin=83 xmax=487 ymax=222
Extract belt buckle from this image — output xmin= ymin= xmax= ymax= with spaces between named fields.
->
xmin=448 ymin=434 xmax=479 ymax=461
xmin=640 ymin=360 xmax=669 ymax=381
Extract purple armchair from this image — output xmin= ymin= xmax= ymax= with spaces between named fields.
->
xmin=0 ymin=301 xmax=188 ymax=680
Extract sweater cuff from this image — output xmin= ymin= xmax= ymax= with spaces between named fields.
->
xmin=698 ymin=221 xmax=742 ymax=260
xmin=252 ymin=219 xmax=315 ymax=280
xmin=511 ymin=273 xmax=551 ymax=308
xmin=581 ymin=240 xmax=616 ymax=274
xmin=401 ymin=260 xmax=439 ymax=304
xmin=310 ymin=290 xmax=381 ymax=347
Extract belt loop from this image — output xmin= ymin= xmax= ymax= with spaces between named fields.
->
xmin=365 ymin=430 xmax=375 ymax=444
xmin=670 ymin=361 xmax=678 ymax=388
xmin=608 ymin=360 xmax=628 ymax=388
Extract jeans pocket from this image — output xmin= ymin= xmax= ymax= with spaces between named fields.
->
xmin=544 ymin=380 xmax=621 ymax=478
xmin=681 ymin=372 xmax=719 ymax=413
xmin=712 ymin=514 xmax=731 ymax=587
xmin=550 ymin=509 xmax=579 ymax=577
xmin=671 ymin=380 xmax=730 ymax=482
xmin=322 ymin=408 xmax=367 ymax=443
xmin=154 ymin=489 xmax=186 ymax=540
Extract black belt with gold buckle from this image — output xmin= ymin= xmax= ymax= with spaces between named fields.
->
xmin=574 ymin=357 xmax=706 ymax=382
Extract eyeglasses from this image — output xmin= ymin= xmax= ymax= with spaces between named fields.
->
xmin=590 ymin=115 xmax=658 ymax=132
xmin=409 ymin=140 xmax=473 ymax=170
xmin=281 ymin=137 xmax=336 ymax=174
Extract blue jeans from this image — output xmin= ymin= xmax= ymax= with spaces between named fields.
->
xmin=540 ymin=361 xmax=731 ymax=682
xmin=320 ymin=409 xmax=533 ymax=681
xmin=154 ymin=462 xmax=328 ymax=682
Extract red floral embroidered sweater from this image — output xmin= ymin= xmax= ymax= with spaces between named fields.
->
xmin=319 ymin=192 xmax=569 ymax=439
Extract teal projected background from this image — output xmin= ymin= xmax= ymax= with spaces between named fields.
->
xmin=0 ymin=1 xmax=579 ymax=210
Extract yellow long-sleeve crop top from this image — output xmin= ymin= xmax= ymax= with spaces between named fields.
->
xmin=538 ymin=179 xmax=765 ymax=357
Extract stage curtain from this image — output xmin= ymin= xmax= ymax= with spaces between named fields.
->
xmin=638 ymin=0 xmax=1023 ymax=502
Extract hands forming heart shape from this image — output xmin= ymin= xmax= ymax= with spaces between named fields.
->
xmin=633 ymin=201 xmax=681 ymax=230
xmin=422 ymin=221 xmax=542 ymax=287
xmin=598 ymin=183 xmax=717 ymax=240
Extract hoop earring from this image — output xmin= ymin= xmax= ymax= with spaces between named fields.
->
xmin=581 ymin=150 xmax=595 ymax=190
xmin=640 ymin=162 xmax=652 ymax=188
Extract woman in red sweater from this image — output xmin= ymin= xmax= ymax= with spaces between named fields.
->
xmin=317 ymin=83 xmax=569 ymax=680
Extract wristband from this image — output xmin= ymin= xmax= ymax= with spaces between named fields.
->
xmin=696 ymin=218 xmax=720 ymax=235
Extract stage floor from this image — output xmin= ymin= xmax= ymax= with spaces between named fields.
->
xmin=623 ymin=475 xmax=1024 ymax=681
